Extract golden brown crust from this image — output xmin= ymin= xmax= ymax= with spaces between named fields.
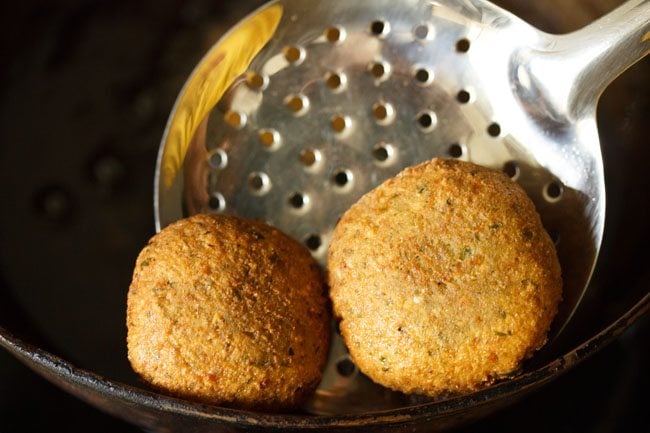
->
xmin=328 ymin=158 xmax=562 ymax=396
xmin=127 ymin=213 xmax=330 ymax=410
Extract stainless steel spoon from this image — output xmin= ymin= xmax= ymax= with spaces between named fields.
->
xmin=155 ymin=0 xmax=649 ymax=414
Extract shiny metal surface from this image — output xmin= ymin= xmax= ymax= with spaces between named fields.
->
xmin=154 ymin=0 xmax=649 ymax=415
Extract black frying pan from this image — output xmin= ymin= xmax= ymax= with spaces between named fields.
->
xmin=0 ymin=0 xmax=648 ymax=431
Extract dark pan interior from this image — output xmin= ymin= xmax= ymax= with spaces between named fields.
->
xmin=0 ymin=0 xmax=648 ymax=432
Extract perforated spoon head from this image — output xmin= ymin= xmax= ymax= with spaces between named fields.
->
xmin=155 ymin=0 xmax=649 ymax=414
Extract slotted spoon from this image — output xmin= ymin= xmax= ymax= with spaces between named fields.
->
xmin=155 ymin=0 xmax=649 ymax=414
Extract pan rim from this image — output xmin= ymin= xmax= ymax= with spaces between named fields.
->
xmin=1 ymin=292 xmax=647 ymax=429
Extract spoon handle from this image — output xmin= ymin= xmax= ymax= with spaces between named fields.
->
xmin=531 ymin=0 xmax=649 ymax=119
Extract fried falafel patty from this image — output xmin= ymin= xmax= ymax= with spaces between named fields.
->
xmin=328 ymin=158 xmax=562 ymax=396
xmin=127 ymin=213 xmax=330 ymax=410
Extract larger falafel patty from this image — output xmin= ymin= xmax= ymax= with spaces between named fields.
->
xmin=328 ymin=158 xmax=562 ymax=396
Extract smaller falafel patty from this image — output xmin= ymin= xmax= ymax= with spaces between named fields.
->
xmin=127 ymin=213 xmax=330 ymax=410
xmin=328 ymin=158 xmax=562 ymax=396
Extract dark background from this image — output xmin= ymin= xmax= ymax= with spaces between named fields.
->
xmin=0 ymin=0 xmax=648 ymax=432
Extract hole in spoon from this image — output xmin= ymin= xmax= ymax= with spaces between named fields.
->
xmin=448 ymin=143 xmax=463 ymax=158
xmin=285 ymin=94 xmax=309 ymax=116
xmin=544 ymin=181 xmax=564 ymax=202
xmin=207 ymin=149 xmax=228 ymax=169
xmin=332 ymin=169 xmax=353 ymax=191
xmin=369 ymin=60 xmax=391 ymax=82
xmin=336 ymin=357 xmax=356 ymax=377
xmin=413 ymin=22 xmax=433 ymax=41
xmin=372 ymin=101 xmax=395 ymax=125
xmin=487 ymin=122 xmax=501 ymax=137
xmin=245 ymin=71 xmax=268 ymax=91
xmin=305 ymin=234 xmax=323 ymax=251
xmin=503 ymin=161 xmax=520 ymax=180
xmin=413 ymin=66 xmax=434 ymax=86
xmin=373 ymin=142 xmax=395 ymax=165
xmin=248 ymin=172 xmax=271 ymax=196
xmin=299 ymin=149 xmax=322 ymax=170
xmin=288 ymin=192 xmax=309 ymax=210
xmin=258 ymin=128 xmax=282 ymax=150
xmin=457 ymin=89 xmax=471 ymax=103
xmin=370 ymin=20 xmax=390 ymax=37
xmin=456 ymin=38 xmax=470 ymax=52
xmin=283 ymin=45 xmax=305 ymax=64
xmin=224 ymin=110 xmax=246 ymax=129
xmin=325 ymin=26 xmax=345 ymax=43
xmin=208 ymin=192 xmax=226 ymax=212
xmin=325 ymin=70 xmax=347 ymax=92
xmin=331 ymin=115 xmax=351 ymax=134
xmin=417 ymin=110 xmax=437 ymax=132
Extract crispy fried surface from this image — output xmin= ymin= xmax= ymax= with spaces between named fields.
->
xmin=127 ymin=214 xmax=330 ymax=410
xmin=328 ymin=158 xmax=562 ymax=396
